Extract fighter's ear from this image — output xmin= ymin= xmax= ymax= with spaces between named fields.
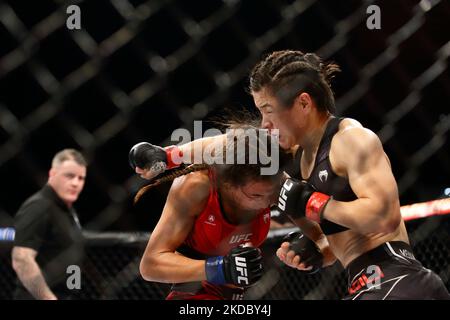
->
xmin=298 ymin=92 xmax=313 ymax=110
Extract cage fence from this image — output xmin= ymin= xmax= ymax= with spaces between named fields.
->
xmin=0 ymin=0 xmax=449 ymax=300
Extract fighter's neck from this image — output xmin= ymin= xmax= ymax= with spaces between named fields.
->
xmin=299 ymin=113 xmax=332 ymax=156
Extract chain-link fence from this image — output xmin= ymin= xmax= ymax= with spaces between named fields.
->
xmin=1 ymin=213 xmax=449 ymax=300
xmin=0 ymin=0 xmax=449 ymax=299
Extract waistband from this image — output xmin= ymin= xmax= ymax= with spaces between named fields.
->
xmin=346 ymin=241 xmax=419 ymax=279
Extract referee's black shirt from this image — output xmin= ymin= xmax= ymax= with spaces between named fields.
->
xmin=13 ymin=184 xmax=84 ymax=299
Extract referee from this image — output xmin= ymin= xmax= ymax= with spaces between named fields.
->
xmin=11 ymin=149 xmax=86 ymax=300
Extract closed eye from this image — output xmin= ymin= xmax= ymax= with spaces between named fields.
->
xmin=242 ymin=190 xmax=264 ymax=199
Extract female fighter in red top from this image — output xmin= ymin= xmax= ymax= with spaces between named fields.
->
xmin=131 ymin=128 xmax=329 ymax=299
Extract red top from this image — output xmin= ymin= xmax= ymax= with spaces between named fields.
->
xmin=183 ymin=169 xmax=271 ymax=256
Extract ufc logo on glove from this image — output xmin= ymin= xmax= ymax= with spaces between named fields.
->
xmin=278 ymin=179 xmax=294 ymax=211
xmin=235 ymin=256 xmax=249 ymax=285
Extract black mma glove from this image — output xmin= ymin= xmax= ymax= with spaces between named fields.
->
xmin=278 ymin=178 xmax=331 ymax=223
xmin=205 ymin=246 xmax=263 ymax=287
xmin=129 ymin=142 xmax=183 ymax=177
xmin=282 ymin=231 xmax=323 ymax=274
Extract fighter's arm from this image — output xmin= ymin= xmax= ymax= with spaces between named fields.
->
xmin=139 ymin=172 xmax=210 ymax=283
xmin=133 ymin=135 xmax=227 ymax=180
xmin=132 ymin=130 xmax=291 ymax=180
xmin=178 ymin=134 xmax=227 ymax=163
xmin=176 ymin=130 xmax=298 ymax=164
xmin=323 ymin=127 xmax=401 ymax=234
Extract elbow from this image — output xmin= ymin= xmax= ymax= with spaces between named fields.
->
xmin=11 ymin=252 xmax=25 ymax=274
xmin=363 ymin=196 xmax=401 ymax=233
xmin=11 ymin=247 xmax=38 ymax=279
xmin=11 ymin=256 xmax=31 ymax=278
xmin=139 ymin=257 xmax=155 ymax=281
xmin=139 ymin=255 xmax=165 ymax=282
xmin=376 ymin=202 xmax=401 ymax=233
xmin=381 ymin=212 xmax=401 ymax=233
xmin=11 ymin=258 xmax=22 ymax=274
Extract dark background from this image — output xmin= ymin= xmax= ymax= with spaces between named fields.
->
xmin=0 ymin=0 xmax=449 ymax=233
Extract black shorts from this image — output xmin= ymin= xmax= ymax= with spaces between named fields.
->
xmin=343 ymin=241 xmax=450 ymax=300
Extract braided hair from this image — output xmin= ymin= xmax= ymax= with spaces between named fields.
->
xmin=249 ymin=50 xmax=341 ymax=113
xmin=134 ymin=163 xmax=209 ymax=204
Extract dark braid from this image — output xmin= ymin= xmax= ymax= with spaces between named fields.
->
xmin=249 ymin=50 xmax=341 ymax=113
xmin=270 ymin=51 xmax=302 ymax=78
xmin=134 ymin=164 xmax=209 ymax=204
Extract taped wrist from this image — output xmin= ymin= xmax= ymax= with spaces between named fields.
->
xmin=305 ymin=193 xmax=331 ymax=223
xmin=205 ymin=256 xmax=226 ymax=285
xmin=164 ymin=145 xmax=183 ymax=169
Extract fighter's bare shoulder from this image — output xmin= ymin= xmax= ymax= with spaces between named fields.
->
xmin=170 ymin=169 xmax=211 ymax=209
xmin=335 ymin=118 xmax=380 ymax=146
xmin=330 ymin=118 xmax=383 ymax=174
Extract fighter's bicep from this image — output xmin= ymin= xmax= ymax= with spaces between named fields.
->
xmin=346 ymin=137 xmax=398 ymax=201
xmin=332 ymin=127 xmax=394 ymax=198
